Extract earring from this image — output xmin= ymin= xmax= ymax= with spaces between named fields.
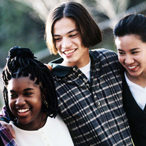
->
xmin=43 ymin=100 xmax=49 ymax=108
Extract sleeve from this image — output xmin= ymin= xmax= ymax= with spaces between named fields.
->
xmin=0 ymin=137 xmax=4 ymax=146
xmin=0 ymin=123 xmax=16 ymax=146
xmin=0 ymin=106 xmax=10 ymax=123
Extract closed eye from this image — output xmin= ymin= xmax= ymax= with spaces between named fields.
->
xmin=54 ymin=38 xmax=61 ymax=42
xmin=69 ymin=33 xmax=78 ymax=37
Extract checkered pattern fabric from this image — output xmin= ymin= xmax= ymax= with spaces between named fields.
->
xmin=0 ymin=123 xmax=17 ymax=146
xmin=50 ymin=49 xmax=133 ymax=146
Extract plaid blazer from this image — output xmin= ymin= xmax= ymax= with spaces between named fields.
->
xmin=50 ymin=49 xmax=133 ymax=146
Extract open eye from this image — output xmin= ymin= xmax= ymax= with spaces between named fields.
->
xmin=131 ymin=51 xmax=139 ymax=54
xmin=10 ymin=94 xmax=18 ymax=99
xmin=24 ymin=92 xmax=33 ymax=97
xmin=118 ymin=51 xmax=125 ymax=55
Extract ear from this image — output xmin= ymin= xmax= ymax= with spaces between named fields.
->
xmin=42 ymin=88 xmax=47 ymax=101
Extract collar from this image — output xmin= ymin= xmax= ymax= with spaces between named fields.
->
xmin=49 ymin=50 xmax=98 ymax=77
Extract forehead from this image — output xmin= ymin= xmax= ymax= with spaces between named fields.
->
xmin=115 ymin=35 xmax=142 ymax=46
xmin=7 ymin=77 xmax=38 ymax=90
xmin=53 ymin=17 xmax=77 ymax=35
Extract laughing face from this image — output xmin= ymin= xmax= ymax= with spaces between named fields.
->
xmin=115 ymin=34 xmax=146 ymax=80
xmin=53 ymin=17 xmax=90 ymax=68
xmin=7 ymin=77 xmax=44 ymax=130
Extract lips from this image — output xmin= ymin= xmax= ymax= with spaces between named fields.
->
xmin=17 ymin=109 xmax=29 ymax=113
xmin=16 ymin=108 xmax=30 ymax=117
xmin=63 ymin=49 xmax=77 ymax=55
xmin=127 ymin=65 xmax=138 ymax=71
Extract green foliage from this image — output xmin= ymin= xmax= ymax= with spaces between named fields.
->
xmin=0 ymin=0 xmax=48 ymax=108
xmin=0 ymin=0 xmax=46 ymax=63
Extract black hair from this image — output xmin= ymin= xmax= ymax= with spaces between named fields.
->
xmin=2 ymin=46 xmax=58 ymax=121
xmin=45 ymin=1 xmax=102 ymax=54
xmin=114 ymin=14 xmax=146 ymax=42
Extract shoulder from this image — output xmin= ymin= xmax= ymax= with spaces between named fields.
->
xmin=90 ymin=48 xmax=117 ymax=56
xmin=90 ymin=48 xmax=118 ymax=62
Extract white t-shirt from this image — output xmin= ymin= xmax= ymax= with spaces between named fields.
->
xmin=10 ymin=115 xmax=74 ymax=146
xmin=79 ymin=59 xmax=91 ymax=81
xmin=125 ymin=72 xmax=146 ymax=110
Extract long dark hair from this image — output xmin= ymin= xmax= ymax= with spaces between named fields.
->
xmin=114 ymin=14 xmax=146 ymax=42
xmin=2 ymin=46 xmax=58 ymax=121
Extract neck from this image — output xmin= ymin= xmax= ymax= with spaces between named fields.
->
xmin=61 ymin=54 xmax=90 ymax=68
xmin=15 ymin=112 xmax=47 ymax=130
xmin=126 ymin=72 xmax=146 ymax=88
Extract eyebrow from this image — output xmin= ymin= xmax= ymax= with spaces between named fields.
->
xmin=53 ymin=29 xmax=78 ymax=37
xmin=118 ymin=48 xmax=140 ymax=51
xmin=10 ymin=88 xmax=34 ymax=93
xmin=130 ymin=48 xmax=140 ymax=51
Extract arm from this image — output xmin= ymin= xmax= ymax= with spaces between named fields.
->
xmin=0 ymin=106 xmax=15 ymax=138
xmin=0 ymin=106 xmax=10 ymax=123
xmin=0 ymin=123 xmax=16 ymax=144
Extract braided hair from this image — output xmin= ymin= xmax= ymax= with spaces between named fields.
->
xmin=2 ymin=46 xmax=58 ymax=121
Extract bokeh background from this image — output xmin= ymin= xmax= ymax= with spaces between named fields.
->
xmin=1 ymin=0 xmax=146 ymax=110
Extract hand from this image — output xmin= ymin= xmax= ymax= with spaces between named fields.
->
xmin=45 ymin=63 xmax=52 ymax=71
xmin=0 ymin=121 xmax=15 ymax=138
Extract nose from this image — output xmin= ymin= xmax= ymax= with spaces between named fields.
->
xmin=124 ymin=55 xmax=134 ymax=65
xmin=61 ymin=37 xmax=72 ymax=48
xmin=15 ymin=96 xmax=25 ymax=106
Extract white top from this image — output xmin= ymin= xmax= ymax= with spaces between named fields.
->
xmin=125 ymin=72 xmax=146 ymax=110
xmin=10 ymin=115 xmax=74 ymax=146
xmin=79 ymin=59 xmax=91 ymax=81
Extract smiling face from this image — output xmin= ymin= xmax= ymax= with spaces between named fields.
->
xmin=115 ymin=34 xmax=146 ymax=80
xmin=53 ymin=17 xmax=90 ymax=68
xmin=7 ymin=76 xmax=44 ymax=130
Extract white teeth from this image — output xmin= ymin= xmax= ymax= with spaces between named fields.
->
xmin=128 ymin=66 xmax=136 ymax=69
xmin=18 ymin=109 xmax=29 ymax=113
xmin=64 ymin=50 xmax=75 ymax=54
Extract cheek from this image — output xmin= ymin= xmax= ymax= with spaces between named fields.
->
xmin=8 ymin=99 xmax=15 ymax=112
xmin=55 ymin=42 xmax=60 ymax=50
xmin=33 ymin=97 xmax=43 ymax=108
xmin=118 ymin=56 xmax=124 ymax=64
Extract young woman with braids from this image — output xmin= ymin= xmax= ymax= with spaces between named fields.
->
xmin=0 ymin=46 xmax=73 ymax=146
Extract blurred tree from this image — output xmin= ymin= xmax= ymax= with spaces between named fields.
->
xmin=12 ymin=0 xmax=129 ymax=28
xmin=13 ymin=0 xmax=82 ymax=22
xmin=5 ymin=0 xmax=146 ymax=62
xmin=0 ymin=0 xmax=46 ymax=63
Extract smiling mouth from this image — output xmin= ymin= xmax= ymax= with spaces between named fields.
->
xmin=63 ymin=49 xmax=77 ymax=55
xmin=128 ymin=65 xmax=137 ymax=69
xmin=17 ymin=109 xmax=29 ymax=113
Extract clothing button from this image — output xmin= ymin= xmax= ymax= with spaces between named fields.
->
xmin=78 ymin=74 xmax=81 ymax=77
xmin=98 ymin=101 xmax=100 ymax=106
xmin=73 ymin=67 xmax=76 ymax=71
xmin=94 ymin=95 xmax=97 ymax=98
xmin=83 ymin=78 xmax=86 ymax=82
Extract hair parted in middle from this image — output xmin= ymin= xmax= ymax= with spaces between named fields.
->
xmin=45 ymin=1 xmax=102 ymax=55
xmin=2 ymin=46 xmax=58 ymax=121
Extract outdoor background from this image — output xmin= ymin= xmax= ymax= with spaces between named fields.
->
xmin=1 ymin=0 xmax=146 ymax=110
